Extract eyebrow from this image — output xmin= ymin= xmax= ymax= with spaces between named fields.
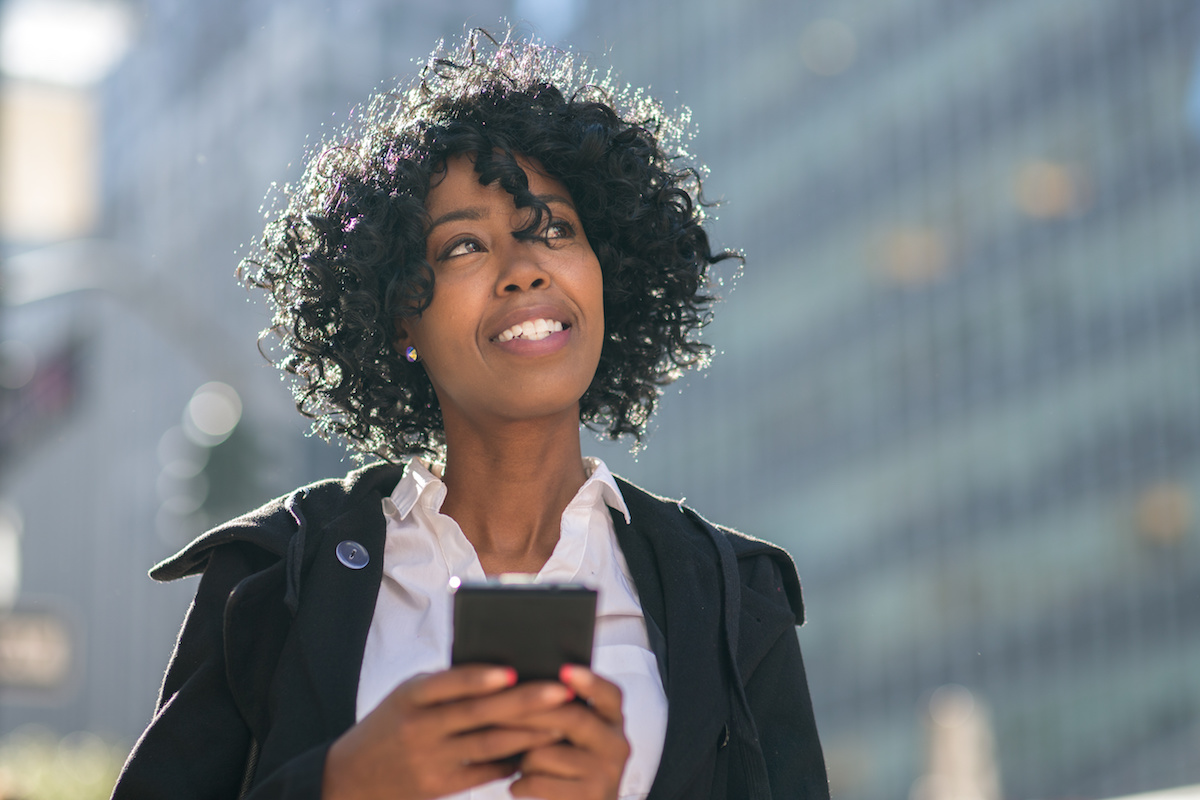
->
xmin=426 ymin=193 xmax=576 ymax=234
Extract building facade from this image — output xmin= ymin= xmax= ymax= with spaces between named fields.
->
xmin=572 ymin=1 xmax=1200 ymax=797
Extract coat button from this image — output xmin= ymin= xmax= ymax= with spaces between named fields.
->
xmin=335 ymin=540 xmax=370 ymax=569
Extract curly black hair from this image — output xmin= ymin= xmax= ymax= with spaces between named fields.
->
xmin=241 ymin=29 xmax=740 ymax=461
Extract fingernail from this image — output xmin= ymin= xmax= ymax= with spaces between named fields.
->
xmin=492 ymin=667 xmax=517 ymax=687
xmin=558 ymin=664 xmax=573 ymax=684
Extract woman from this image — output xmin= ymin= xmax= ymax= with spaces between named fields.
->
xmin=112 ymin=30 xmax=828 ymax=800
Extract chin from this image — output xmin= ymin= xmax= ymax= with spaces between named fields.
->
xmin=487 ymin=392 xmax=588 ymax=426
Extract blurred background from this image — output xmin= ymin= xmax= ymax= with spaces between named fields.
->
xmin=1 ymin=0 xmax=1198 ymax=798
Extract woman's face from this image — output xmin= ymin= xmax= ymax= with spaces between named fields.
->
xmin=396 ymin=153 xmax=605 ymax=433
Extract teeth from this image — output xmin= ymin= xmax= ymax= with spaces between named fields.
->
xmin=496 ymin=318 xmax=564 ymax=342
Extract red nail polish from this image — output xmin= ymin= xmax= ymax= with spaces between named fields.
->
xmin=558 ymin=664 xmax=573 ymax=684
xmin=503 ymin=667 xmax=518 ymax=686
xmin=562 ymin=686 xmax=575 ymax=701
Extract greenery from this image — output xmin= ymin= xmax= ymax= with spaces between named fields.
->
xmin=0 ymin=726 xmax=125 ymax=800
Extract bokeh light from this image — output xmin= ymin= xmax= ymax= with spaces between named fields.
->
xmin=183 ymin=382 xmax=242 ymax=447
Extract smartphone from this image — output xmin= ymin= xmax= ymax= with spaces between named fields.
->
xmin=451 ymin=580 xmax=597 ymax=682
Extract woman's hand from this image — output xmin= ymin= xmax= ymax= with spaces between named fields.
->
xmin=509 ymin=666 xmax=631 ymax=800
xmin=322 ymin=665 xmax=573 ymax=800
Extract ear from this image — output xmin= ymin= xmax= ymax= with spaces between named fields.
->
xmin=392 ymin=316 xmax=413 ymax=355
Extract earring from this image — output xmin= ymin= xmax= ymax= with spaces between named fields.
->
xmin=404 ymin=345 xmax=419 ymax=363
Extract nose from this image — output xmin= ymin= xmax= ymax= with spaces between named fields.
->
xmin=495 ymin=241 xmax=552 ymax=294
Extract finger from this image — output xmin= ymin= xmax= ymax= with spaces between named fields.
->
xmin=435 ymin=761 xmax=522 ymax=798
xmin=559 ymin=665 xmax=624 ymax=726
xmin=510 ymin=772 xmax=600 ymax=800
xmin=454 ymin=725 xmax=562 ymax=766
xmin=515 ymin=739 xmax=626 ymax=800
xmin=402 ymin=665 xmax=517 ymax=708
xmin=324 ymin=720 xmax=520 ymax=800
xmin=519 ymin=742 xmax=591 ymax=778
xmin=511 ymin=703 xmax=630 ymax=764
xmin=433 ymin=681 xmax=575 ymax=738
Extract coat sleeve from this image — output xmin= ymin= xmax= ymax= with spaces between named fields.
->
xmin=110 ymin=544 xmax=330 ymax=800
xmin=738 ymin=554 xmax=831 ymax=800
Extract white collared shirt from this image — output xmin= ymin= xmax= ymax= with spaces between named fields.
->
xmin=356 ymin=457 xmax=667 ymax=800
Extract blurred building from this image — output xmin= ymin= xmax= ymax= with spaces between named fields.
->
xmin=0 ymin=0 xmax=505 ymax=751
xmin=574 ymin=1 xmax=1200 ymax=797
xmin=1 ymin=1 xmax=1198 ymax=798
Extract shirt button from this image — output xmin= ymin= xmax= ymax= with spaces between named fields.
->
xmin=335 ymin=540 xmax=370 ymax=569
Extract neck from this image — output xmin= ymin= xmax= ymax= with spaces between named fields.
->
xmin=437 ymin=411 xmax=589 ymax=576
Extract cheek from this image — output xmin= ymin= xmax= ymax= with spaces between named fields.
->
xmin=412 ymin=284 xmax=473 ymax=343
xmin=587 ymin=265 xmax=605 ymax=334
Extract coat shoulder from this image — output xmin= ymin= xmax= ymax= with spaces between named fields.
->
xmin=149 ymin=461 xmax=406 ymax=582
xmin=613 ymin=476 xmax=805 ymax=624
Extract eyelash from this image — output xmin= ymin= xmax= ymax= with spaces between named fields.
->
xmin=437 ymin=219 xmax=576 ymax=260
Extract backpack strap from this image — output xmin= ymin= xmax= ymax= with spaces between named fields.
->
xmin=682 ymin=507 xmax=773 ymax=799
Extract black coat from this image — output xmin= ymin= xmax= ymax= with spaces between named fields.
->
xmin=112 ymin=463 xmax=829 ymax=799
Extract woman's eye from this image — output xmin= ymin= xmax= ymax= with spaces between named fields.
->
xmin=442 ymin=238 xmax=483 ymax=259
xmin=545 ymin=220 xmax=575 ymax=240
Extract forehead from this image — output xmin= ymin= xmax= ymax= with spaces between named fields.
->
xmin=424 ymin=153 xmax=572 ymax=216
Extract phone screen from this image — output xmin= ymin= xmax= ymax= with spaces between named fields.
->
xmin=451 ymin=582 xmax=597 ymax=682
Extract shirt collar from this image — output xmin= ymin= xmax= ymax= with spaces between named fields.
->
xmin=385 ymin=456 xmax=630 ymax=523
xmin=579 ymin=456 xmax=631 ymax=523
xmin=384 ymin=458 xmax=443 ymax=520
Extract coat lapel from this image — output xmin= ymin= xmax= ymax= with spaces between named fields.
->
xmin=615 ymin=480 xmax=731 ymax=800
xmin=254 ymin=483 xmax=390 ymax=778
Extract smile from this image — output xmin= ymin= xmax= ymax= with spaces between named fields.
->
xmin=494 ymin=318 xmax=567 ymax=342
